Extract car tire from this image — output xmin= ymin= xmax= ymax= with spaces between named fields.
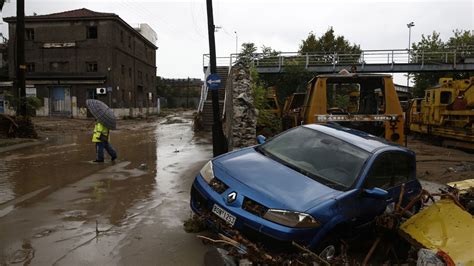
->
xmin=314 ymin=236 xmax=341 ymax=262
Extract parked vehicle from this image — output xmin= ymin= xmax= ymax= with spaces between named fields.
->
xmin=190 ymin=124 xmax=421 ymax=258
xmin=281 ymin=92 xmax=306 ymax=129
xmin=408 ymin=77 xmax=474 ymax=149
xmin=282 ymin=72 xmax=405 ymax=145
xmin=266 ymin=86 xmax=281 ymax=116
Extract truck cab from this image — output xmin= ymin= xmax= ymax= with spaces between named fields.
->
xmin=284 ymin=72 xmax=405 ymax=145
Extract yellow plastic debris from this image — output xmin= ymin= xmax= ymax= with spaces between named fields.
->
xmin=447 ymin=179 xmax=474 ymax=194
xmin=400 ymin=199 xmax=474 ymax=265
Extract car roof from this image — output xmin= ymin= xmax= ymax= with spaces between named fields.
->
xmin=303 ymin=124 xmax=397 ymax=153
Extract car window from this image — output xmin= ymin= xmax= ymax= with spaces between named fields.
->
xmin=391 ymin=152 xmax=415 ymax=185
xmin=260 ymin=127 xmax=370 ymax=190
xmin=364 ymin=153 xmax=392 ymax=189
xmin=364 ymin=152 xmax=414 ymax=189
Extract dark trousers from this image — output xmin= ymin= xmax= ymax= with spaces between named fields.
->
xmin=96 ymin=142 xmax=117 ymax=161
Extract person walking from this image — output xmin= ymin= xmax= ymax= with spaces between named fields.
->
xmin=92 ymin=120 xmax=117 ymax=162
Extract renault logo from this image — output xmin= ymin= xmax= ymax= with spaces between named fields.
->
xmin=227 ymin=192 xmax=237 ymax=203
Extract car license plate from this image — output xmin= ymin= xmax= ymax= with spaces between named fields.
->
xmin=212 ymin=204 xmax=236 ymax=227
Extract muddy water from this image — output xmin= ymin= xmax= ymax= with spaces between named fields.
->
xmin=0 ymin=112 xmax=212 ymax=265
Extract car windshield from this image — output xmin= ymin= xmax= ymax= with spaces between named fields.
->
xmin=258 ymin=126 xmax=370 ymax=190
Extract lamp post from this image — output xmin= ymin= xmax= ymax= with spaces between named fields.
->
xmin=406 ymin=22 xmax=415 ymax=90
xmin=234 ymin=31 xmax=238 ymax=54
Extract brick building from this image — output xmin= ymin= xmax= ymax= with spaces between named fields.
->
xmin=4 ymin=8 xmax=157 ymax=117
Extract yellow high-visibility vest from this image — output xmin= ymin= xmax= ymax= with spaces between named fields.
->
xmin=92 ymin=122 xmax=110 ymax=142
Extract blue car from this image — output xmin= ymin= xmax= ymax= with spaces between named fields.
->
xmin=190 ymin=124 xmax=421 ymax=258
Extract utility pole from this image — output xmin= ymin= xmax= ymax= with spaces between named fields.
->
xmin=16 ymin=0 xmax=26 ymax=116
xmin=206 ymin=0 xmax=227 ymax=156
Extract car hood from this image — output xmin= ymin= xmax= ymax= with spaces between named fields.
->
xmin=213 ymin=147 xmax=342 ymax=211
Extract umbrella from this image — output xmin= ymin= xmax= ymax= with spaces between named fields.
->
xmin=86 ymin=99 xmax=117 ymax=130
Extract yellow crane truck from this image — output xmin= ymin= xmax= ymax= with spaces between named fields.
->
xmin=282 ymin=71 xmax=405 ymax=145
xmin=408 ymin=77 xmax=474 ymax=149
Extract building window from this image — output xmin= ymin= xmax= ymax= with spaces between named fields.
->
xmin=145 ymin=73 xmax=148 ymax=83
xmin=120 ymin=30 xmax=124 ymax=43
xmin=25 ymin=28 xmax=35 ymax=40
xmin=87 ymin=26 xmax=98 ymax=39
xmin=128 ymin=36 xmax=132 ymax=48
xmin=128 ymin=67 xmax=132 ymax=78
xmin=121 ymin=64 xmax=125 ymax=75
xmin=26 ymin=63 xmax=35 ymax=72
xmin=138 ymin=71 xmax=142 ymax=82
xmin=86 ymin=62 xmax=98 ymax=72
xmin=50 ymin=61 xmax=68 ymax=72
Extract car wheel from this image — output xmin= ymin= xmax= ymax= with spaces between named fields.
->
xmin=315 ymin=237 xmax=341 ymax=261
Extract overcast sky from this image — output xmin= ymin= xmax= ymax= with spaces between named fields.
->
xmin=0 ymin=0 xmax=473 ymax=83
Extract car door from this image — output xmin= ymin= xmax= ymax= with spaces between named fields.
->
xmin=335 ymin=152 xmax=394 ymax=228
xmin=383 ymin=152 xmax=419 ymax=207
xmin=359 ymin=151 xmax=418 ymax=221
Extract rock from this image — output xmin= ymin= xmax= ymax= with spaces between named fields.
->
xmin=416 ymin=248 xmax=444 ymax=266
xmin=138 ymin=163 xmax=148 ymax=170
xmin=239 ymin=259 xmax=253 ymax=266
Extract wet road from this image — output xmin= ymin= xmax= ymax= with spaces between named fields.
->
xmin=0 ymin=112 xmax=212 ymax=265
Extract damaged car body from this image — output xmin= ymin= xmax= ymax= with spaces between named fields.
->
xmin=190 ymin=124 xmax=422 ymax=254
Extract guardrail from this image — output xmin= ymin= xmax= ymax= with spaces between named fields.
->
xmin=203 ymin=48 xmax=474 ymax=72
xmin=197 ymin=65 xmax=211 ymax=113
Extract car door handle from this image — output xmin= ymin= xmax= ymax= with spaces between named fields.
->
xmin=386 ymin=197 xmax=393 ymax=202
xmin=406 ymin=189 xmax=414 ymax=193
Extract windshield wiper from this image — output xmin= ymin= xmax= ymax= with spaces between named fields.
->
xmin=255 ymin=146 xmax=270 ymax=157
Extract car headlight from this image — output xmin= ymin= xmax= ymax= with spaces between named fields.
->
xmin=263 ymin=209 xmax=320 ymax=228
xmin=199 ymin=161 xmax=214 ymax=184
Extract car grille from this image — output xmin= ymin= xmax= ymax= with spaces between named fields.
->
xmin=242 ymin=197 xmax=268 ymax=217
xmin=209 ymin=177 xmax=229 ymax=194
xmin=191 ymin=185 xmax=208 ymax=211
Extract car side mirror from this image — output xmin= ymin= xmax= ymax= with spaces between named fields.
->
xmin=257 ymin=135 xmax=266 ymax=144
xmin=363 ymin=187 xmax=389 ymax=199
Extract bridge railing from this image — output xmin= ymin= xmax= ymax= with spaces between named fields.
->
xmin=203 ymin=48 xmax=474 ymax=71
xmin=197 ymin=64 xmax=211 ymax=113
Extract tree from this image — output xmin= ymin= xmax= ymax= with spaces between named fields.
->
xmin=237 ymin=42 xmax=258 ymax=64
xmin=299 ymin=27 xmax=361 ymax=55
xmin=411 ymin=30 xmax=474 ymax=97
xmin=260 ymin=27 xmax=361 ymax=101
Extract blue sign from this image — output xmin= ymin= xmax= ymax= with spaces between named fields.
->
xmin=206 ymin=74 xmax=222 ymax=90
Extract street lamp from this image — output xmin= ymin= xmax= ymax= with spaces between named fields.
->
xmin=407 ymin=22 xmax=415 ymax=52
xmin=406 ymin=22 xmax=415 ymax=90
xmin=234 ymin=31 xmax=238 ymax=54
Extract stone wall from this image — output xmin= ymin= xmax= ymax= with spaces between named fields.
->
xmin=224 ymin=63 xmax=257 ymax=150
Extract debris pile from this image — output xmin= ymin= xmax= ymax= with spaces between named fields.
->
xmin=0 ymin=114 xmax=37 ymax=138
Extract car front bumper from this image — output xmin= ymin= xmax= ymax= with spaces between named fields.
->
xmin=190 ymin=174 xmax=319 ymax=245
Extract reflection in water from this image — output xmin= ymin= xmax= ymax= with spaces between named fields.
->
xmin=0 ymin=124 xmax=158 ymax=226
xmin=0 ymin=159 xmax=16 ymax=204
xmin=0 ymin=113 xmax=212 ymax=265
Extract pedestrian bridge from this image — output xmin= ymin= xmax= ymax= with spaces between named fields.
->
xmin=203 ymin=48 xmax=474 ymax=74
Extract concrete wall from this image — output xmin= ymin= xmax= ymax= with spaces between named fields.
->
xmin=29 ymin=97 xmax=158 ymax=118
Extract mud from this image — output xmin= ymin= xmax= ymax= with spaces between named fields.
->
xmin=1 ymin=113 xmax=471 ymax=265
xmin=408 ymin=138 xmax=474 ymax=184
xmin=0 ymin=111 xmax=211 ymax=265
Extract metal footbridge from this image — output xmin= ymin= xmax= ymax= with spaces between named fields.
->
xmin=203 ymin=48 xmax=474 ymax=74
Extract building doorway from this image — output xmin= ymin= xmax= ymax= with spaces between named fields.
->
xmin=50 ymin=86 xmax=71 ymax=116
